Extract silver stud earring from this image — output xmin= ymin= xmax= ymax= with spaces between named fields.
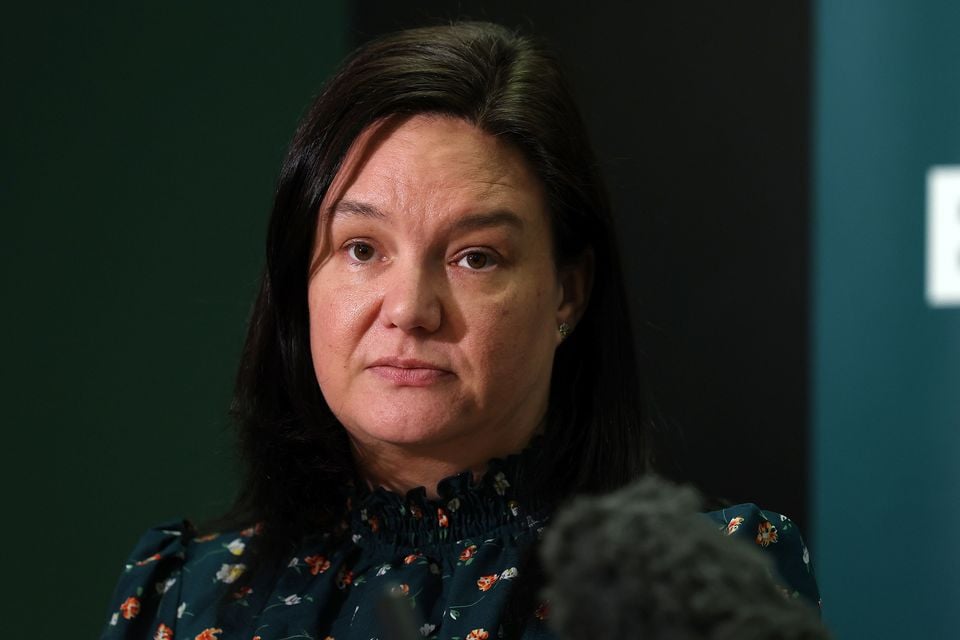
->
xmin=558 ymin=322 xmax=572 ymax=340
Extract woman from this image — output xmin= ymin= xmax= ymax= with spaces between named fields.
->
xmin=100 ymin=22 xmax=819 ymax=640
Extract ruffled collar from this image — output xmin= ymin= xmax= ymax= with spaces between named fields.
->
xmin=347 ymin=439 xmax=552 ymax=548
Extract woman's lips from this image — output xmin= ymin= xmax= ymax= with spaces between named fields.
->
xmin=368 ymin=365 xmax=452 ymax=386
xmin=366 ymin=358 xmax=453 ymax=387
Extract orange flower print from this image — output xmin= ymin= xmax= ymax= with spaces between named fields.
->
xmin=477 ymin=574 xmax=498 ymax=591
xmin=233 ymin=585 xmax=253 ymax=599
xmin=253 ymin=637 xmax=262 ymax=640
xmin=534 ymin=601 xmax=550 ymax=621
xmin=136 ymin=553 xmax=162 ymax=566
xmin=437 ymin=507 xmax=449 ymax=528
xmin=194 ymin=629 xmax=223 ymax=640
xmin=154 ymin=624 xmax=173 ymax=640
xmin=369 ymin=514 xmax=381 ymax=532
xmin=195 ymin=532 xmax=220 ymax=543
xmin=403 ymin=553 xmax=421 ymax=565
xmin=756 ymin=520 xmax=779 ymax=547
xmin=466 ymin=629 xmax=489 ymax=640
xmin=240 ymin=522 xmax=264 ymax=537
xmin=119 ymin=596 xmax=141 ymax=620
xmin=305 ymin=555 xmax=331 ymax=575
xmin=337 ymin=567 xmax=354 ymax=589
xmin=409 ymin=504 xmax=423 ymax=519
xmin=459 ymin=544 xmax=477 ymax=561
xmin=726 ymin=516 xmax=745 ymax=535
xmin=391 ymin=583 xmax=410 ymax=596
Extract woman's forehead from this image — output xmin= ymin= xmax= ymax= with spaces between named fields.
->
xmin=321 ymin=114 xmax=543 ymax=219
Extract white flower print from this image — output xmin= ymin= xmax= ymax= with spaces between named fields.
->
xmin=447 ymin=498 xmax=461 ymax=512
xmin=420 ymin=622 xmax=436 ymax=636
xmin=177 ymin=602 xmax=187 ymax=619
xmin=499 ymin=567 xmax=519 ymax=580
xmin=282 ymin=594 xmax=302 ymax=605
xmin=215 ymin=563 xmax=246 ymax=584
xmin=226 ymin=538 xmax=246 ymax=556
xmin=288 ymin=557 xmax=299 ymax=568
xmin=109 ymin=612 xmax=119 ymax=626
xmin=493 ymin=471 xmax=510 ymax=495
xmin=376 ymin=564 xmax=392 ymax=576
xmin=155 ymin=577 xmax=177 ymax=594
xmin=802 ymin=545 xmax=810 ymax=565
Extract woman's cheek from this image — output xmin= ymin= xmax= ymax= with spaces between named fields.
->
xmin=337 ymin=284 xmax=379 ymax=332
xmin=479 ymin=296 xmax=534 ymax=364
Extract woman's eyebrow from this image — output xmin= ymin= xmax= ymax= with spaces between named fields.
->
xmin=331 ymin=199 xmax=387 ymax=219
xmin=331 ymin=199 xmax=525 ymax=233
xmin=450 ymin=210 xmax=525 ymax=233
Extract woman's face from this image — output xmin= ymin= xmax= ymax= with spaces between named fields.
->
xmin=308 ymin=114 xmax=584 ymax=457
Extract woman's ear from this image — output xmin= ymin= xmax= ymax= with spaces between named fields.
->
xmin=556 ymin=248 xmax=594 ymax=338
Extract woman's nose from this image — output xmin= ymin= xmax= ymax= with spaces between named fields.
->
xmin=379 ymin=262 xmax=443 ymax=333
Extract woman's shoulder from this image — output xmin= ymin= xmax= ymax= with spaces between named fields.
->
xmin=703 ymin=503 xmax=821 ymax=610
xmin=99 ymin=520 xmax=194 ymax=638
xmin=99 ymin=520 xmax=261 ymax=639
xmin=131 ymin=519 xmax=198 ymax=555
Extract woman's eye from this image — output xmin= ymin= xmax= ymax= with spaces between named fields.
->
xmin=457 ymin=251 xmax=495 ymax=270
xmin=347 ymin=242 xmax=376 ymax=262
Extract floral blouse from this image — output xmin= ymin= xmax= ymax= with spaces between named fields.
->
xmin=99 ymin=454 xmax=820 ymax=640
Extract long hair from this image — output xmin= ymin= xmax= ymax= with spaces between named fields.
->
xmin=215 ymin=20 xmax=650 ymax=593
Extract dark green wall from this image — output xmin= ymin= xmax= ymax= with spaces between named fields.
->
xmin=0 ymin=4 xmax=346 ymax=635
xmin=813 ymin=1 xmax=960 ymax=636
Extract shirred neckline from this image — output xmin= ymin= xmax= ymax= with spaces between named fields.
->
xmin=347 ymin=438 xmax=552 ymax=547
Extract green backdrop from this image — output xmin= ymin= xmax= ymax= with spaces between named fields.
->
xmin=812 ymin=1 xmax=960 ymax=636
xmin=0 ymin=4 xmax=346 ymax=635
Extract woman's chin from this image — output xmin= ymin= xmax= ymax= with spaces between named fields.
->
xmin=344 ymin=413 xmax=474 ymax=450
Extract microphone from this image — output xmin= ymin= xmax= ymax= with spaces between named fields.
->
xmin=540 ymin=476 xmax=830 ymax=640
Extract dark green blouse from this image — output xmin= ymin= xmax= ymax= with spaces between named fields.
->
xmin=99 ymin=452 xmax=820 ymax=640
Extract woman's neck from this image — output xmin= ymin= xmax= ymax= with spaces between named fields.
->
xmin=349 ymin=422 xmax=543 ymax=499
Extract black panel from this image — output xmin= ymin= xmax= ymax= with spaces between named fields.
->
xmin=348 ymin=1 xmax=812 ymax=527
